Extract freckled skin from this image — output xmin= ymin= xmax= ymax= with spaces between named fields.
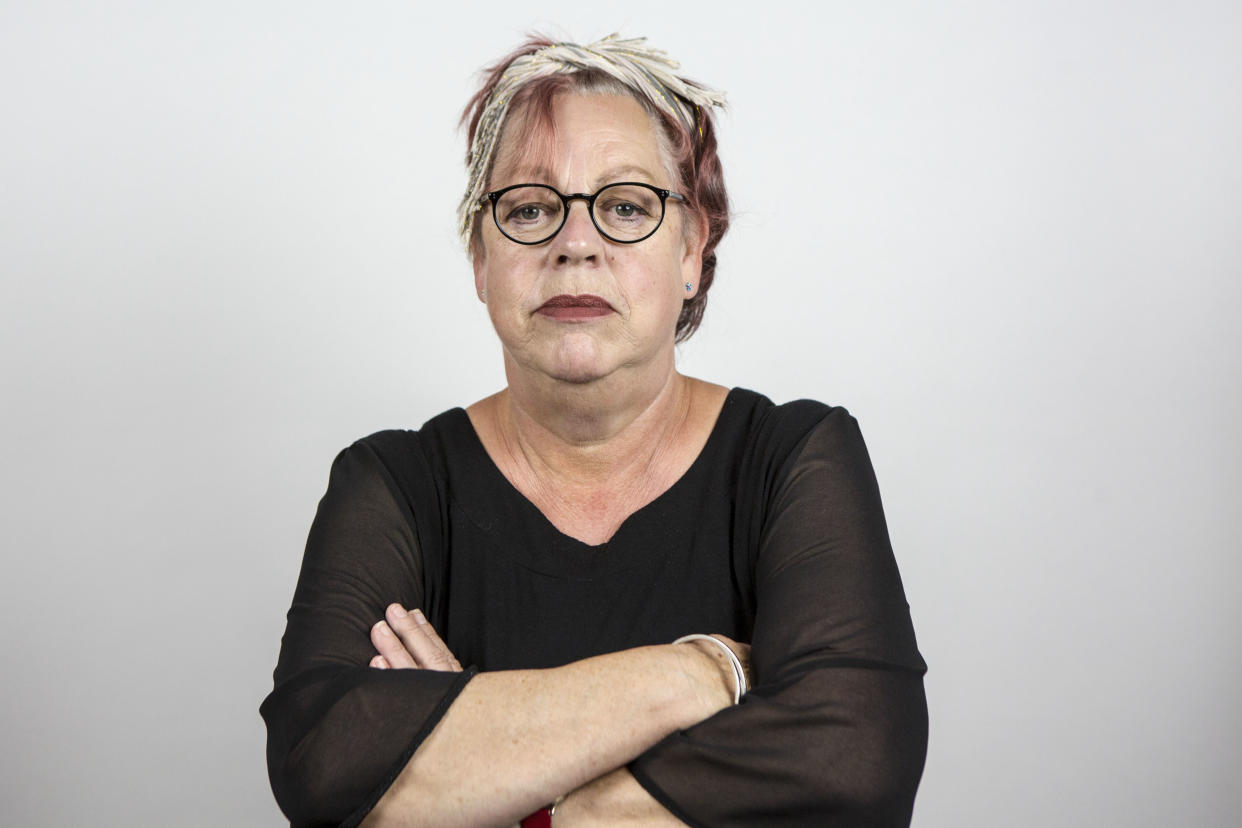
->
xmin=473 ymin=93 xmax=703 ymax=388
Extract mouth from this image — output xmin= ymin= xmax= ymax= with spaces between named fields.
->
xmin=536 ymin=294 xmax=615 ymax=320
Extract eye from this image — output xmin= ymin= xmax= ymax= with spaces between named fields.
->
xmin=501 ymin=199 xmax=559 ymax=227
xmin=600 ymin=199 xmax=648 ymax=220
xmin=512 ymin=204 xmax=546 ymax=222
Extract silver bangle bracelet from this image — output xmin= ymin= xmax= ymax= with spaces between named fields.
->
xmin=672 ymin=634 xmax=747 ymax=704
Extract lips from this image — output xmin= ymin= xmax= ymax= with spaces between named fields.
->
xmin=536 ymin=294 xmax=614 ymax=320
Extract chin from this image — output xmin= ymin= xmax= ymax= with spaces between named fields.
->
xmin=544 ymin=340 xmax=613 ymax=385
xmin=545 ymin=359 xmax=609 ymax=386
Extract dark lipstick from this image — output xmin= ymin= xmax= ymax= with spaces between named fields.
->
xmin=537 ymin=294 xmax=614 ymax=319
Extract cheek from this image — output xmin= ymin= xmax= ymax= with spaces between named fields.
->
xmin=633 ymin=257 xmax=686 ymax=318
xmin=485 ymin=256 xmax=544 ymax=310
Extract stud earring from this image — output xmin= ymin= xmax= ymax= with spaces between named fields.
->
xmin=480 ymin=288 xmax=487 ymax=302
xmin=684 ymin=282 xmax=693 ymax=293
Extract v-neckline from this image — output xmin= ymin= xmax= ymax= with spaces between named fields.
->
xmin=449 ymin=387 xmax=741 ymax=550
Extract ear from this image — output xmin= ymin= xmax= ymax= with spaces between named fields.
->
xmin=679 ymin=210 xmax=709 ymax=299
xmin=472 ymin=239 xmax=487 ymax=302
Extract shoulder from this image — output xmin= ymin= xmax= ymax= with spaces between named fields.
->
xmin=716 ymin=389 xmax=880 ymax=526
xmin=725 ymin=387 xmax=858 ymax=467
xmin=347 ymin=408 xmax=471 ymax=461
xmin=327 ymin=408 xmax=473 ymax=502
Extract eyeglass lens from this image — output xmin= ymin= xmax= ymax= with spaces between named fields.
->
xmin=493 ymin=184 xmax=665 ymax=244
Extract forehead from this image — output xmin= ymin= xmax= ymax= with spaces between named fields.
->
xmin=489 ymin=92 xmax=670 ymax=188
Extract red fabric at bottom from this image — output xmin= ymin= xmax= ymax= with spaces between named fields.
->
xmin=520 ymin=807 xmax=551 ymax=828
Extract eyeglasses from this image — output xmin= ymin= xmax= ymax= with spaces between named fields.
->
xmin=481 ymin=182 xmax=686 ymax=245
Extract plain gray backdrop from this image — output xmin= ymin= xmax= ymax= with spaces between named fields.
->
xmin=2 ymin=2 xmax=1239 ymax=825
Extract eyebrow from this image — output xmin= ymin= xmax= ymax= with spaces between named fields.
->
xmin=502 ymin=164 xmax=663 ymax=191
xmin=592 ymin=165 xmax=660 ymax=187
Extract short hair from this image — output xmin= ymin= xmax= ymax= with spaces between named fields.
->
xmin=459 ymin=35 xmax=730 ymax=343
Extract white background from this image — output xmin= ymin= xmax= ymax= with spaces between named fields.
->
xmin=2 ymin=2 xmax=1239 ymax=826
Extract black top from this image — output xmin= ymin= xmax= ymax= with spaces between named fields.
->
xmin=260 ymin=388 xmax=928 ymax=827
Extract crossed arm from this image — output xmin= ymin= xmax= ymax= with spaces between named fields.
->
xmin=262 ymin=412 xmax=927 ymax=827
xmin=361 ymin=603 xmax=748 ymax=827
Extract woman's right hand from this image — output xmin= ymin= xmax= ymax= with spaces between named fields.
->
xmin=369 ymin=605 xmax=752 ymax=718
xmin=675 ymin=634 xmax=752 ymax=714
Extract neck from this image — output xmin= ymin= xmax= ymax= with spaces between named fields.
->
xmin=492 ymin=356 xmax=692 ymax=487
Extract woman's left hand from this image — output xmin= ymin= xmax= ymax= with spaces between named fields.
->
xmin=368 ymin=603 xmax=463 ymax=672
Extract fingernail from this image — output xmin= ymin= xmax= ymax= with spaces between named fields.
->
xmin=388 ymin=604 xmax=407 ymax=618
xmin=375 ymin=621 xmax=392 ymax=636
xmin=412 ymin=609 xmax=427 ymax=625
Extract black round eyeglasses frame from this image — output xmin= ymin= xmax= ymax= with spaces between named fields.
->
xmin=480 ymin=182 xmax=687 ymax=245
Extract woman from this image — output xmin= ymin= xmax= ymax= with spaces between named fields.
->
xmin=261 ymin=34 xmax=927 ymax=827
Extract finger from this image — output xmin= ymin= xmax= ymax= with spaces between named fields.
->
xmin=386 ymin=604 xmax=463 ymax=672
xmin=387 ymin=604 xmax=463 ymax=672
xmin=371 ymin=620 xmax=418 ymax=669
xmin=369 ymin=654 xmax=392 ymax=670
xmin=408 ymin=609 xmax=464 ymax=672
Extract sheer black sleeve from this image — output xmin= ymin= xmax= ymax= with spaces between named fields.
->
xmin=259 ymin=440 xmax=476 ymax=827
xmin=629 ymin=408 xmax=928 ymax=827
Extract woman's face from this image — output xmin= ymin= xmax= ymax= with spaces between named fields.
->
xmin=473 ymin=92 xmax=705 ymax=387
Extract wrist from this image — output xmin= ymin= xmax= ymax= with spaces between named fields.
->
xmin=672 ymin=637 xmax=736 ymax=715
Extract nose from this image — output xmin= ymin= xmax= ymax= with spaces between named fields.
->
xmin=552 ymin=198 xmax=601 ymax=264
